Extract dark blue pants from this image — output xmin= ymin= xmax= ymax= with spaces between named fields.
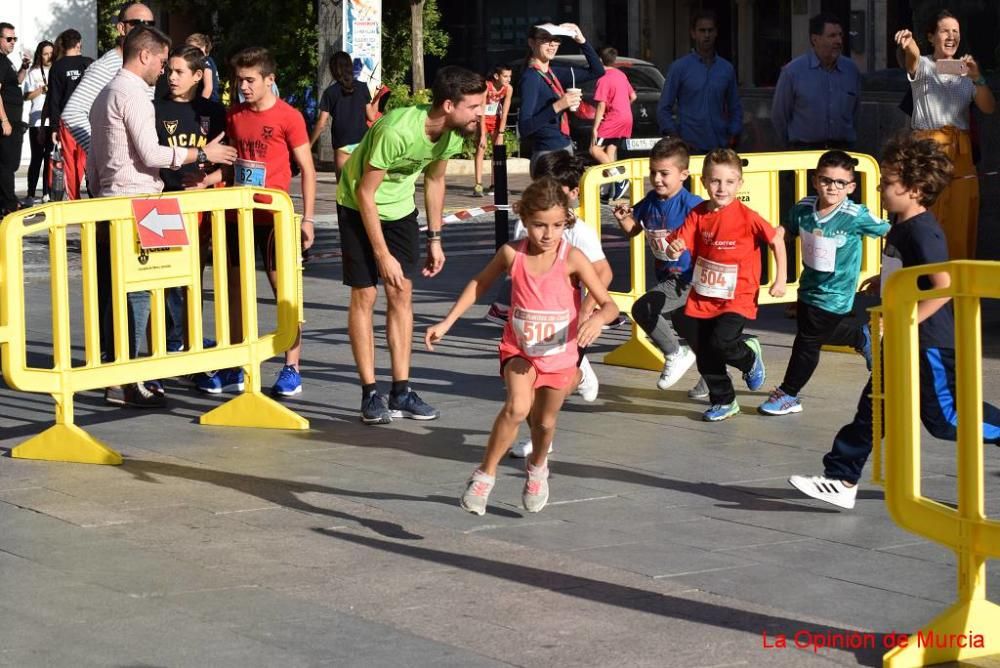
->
xmin=823 ymin=347 xmax=1000 ymax=484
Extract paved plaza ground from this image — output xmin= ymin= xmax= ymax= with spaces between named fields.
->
xmin=2 ymin=167 xmax=1000 ymax=667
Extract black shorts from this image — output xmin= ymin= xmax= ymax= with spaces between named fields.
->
xmin=225 ymin=211 xmax=277 ymax=272
xmin=594 ymin=136 xmax=626 ymax=150
xmin=338 ymin=204 xmax=420 ymax=287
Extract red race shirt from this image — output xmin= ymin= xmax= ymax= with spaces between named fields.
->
xmin=226 ymin=99 xmax=308 ymax=194
xmin=675 ymin=200 xmax=776 ymax=320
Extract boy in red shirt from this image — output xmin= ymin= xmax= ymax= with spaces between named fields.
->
xmin=472 ymin=65 xmax=512 ymax=197
xmin=192 ymin=47 xmax=316 ymax=397
xmin=590 ymin=46 xmax=636 ymax=201
xmin=666 ymin=149 xmax=786 ymax=421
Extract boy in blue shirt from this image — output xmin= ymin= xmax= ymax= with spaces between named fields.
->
xmin=613 ymin=137 xmax=705 ymax=392
xmin=789 ymin=136 xmax=1000 ymax=510
xmin=759 ymin=150 xmax=889 ymax=416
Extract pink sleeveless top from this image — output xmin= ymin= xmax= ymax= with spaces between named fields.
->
xmin=500 ymin=239 xmax=580 ymax=372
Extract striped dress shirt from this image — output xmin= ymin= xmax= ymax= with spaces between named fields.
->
xmin=88 ymin=69 xmax=186 ymax=197
xmin=61 ymin=49 xmax=154 ymax=154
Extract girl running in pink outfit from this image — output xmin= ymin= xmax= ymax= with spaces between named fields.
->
xmin=425 ymin=178 xmax=619 ymax=515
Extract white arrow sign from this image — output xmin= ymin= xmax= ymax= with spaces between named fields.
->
xmin=138 ymin=209 xmax=186 ymax=237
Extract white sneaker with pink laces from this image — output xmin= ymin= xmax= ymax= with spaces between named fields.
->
xmin=522 ymin=462 xmax=550 ymax=512
xmin=461 ymin=469 xmax=495 ymax=516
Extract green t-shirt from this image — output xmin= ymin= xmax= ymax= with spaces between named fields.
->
xmin=784 ymin=196 xmax=890 ymax=314
xmin=336 ymin=105 xmax=465 ymax=221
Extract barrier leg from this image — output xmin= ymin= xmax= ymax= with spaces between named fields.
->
xmin=882 ymin=598 xmax=1000 ymax=667
xmin=603 ymin=323 xmax=665 ymax=372
xmin=200 ymin=365 xmax=308 ymax=430
xmin=11 ymin=391 xmax=123 ymax=465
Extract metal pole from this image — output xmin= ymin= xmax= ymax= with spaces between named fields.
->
xmin=492 ymin=143 xmax=509 ymax=249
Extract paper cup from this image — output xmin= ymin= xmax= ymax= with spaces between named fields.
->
xmin=567 ymin=87 xmax=582 ymax=112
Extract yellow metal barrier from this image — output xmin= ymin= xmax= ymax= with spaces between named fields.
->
xmin=0 ymin=187 xmax=308 ymax=466
xmin=880 ymin=261 xmax=999 ymax=667
xmin=579 ymin=151 xmax=884 ymax=371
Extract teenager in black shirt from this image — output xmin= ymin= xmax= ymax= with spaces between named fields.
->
xmin=308 ymin=50 xmax=376 ymax=176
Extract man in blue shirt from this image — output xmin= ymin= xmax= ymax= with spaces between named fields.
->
xmin=657 ymin=10 xmax=742 ymax=153
xmin=771 ymin=13 xmax=861 ymax=149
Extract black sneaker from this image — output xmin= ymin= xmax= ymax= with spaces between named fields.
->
xmin=388 ymin=389 xmax=440 ymax=420
xmin=361 ymin=391 xmax=392 ymax=425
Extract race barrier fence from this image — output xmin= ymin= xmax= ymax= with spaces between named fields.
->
xmin=878 ymin=261 xmax=999 ymax=667
xmin=0 ymin=187 xmax=308 ymax=466
xmin=579 ymin=151 xmax=884 ymax=371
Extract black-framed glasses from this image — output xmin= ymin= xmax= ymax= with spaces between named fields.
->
xmin=123 ymin=18 xmax=156 ymax=28
xmin=2 ymin=36 xmax=18 ymax=43
xmin=817 ymin=176 xmax=853 ymax=190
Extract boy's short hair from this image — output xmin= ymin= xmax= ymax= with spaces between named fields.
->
xmin=533 ymin=150 xmax=586 ymax=191
xmin=880 ymin=135 xmax=953 ymax=207
xmin=432 ymin=66 xmax=487 ymax=107
xmin=691 ymin=9 xmax=717 ymax=29
xmin=123 ymin=25 xmax=170 ymax=62
xmin=599 ymin=47 xmax=618 ymax=66
xmin=650 ymin=137 xmax=690 ymax=169
xmin=702 ymin=148 xmax=743 ymax=176
xmin=490 ymin=64 xmax=512 ymax=78
xmin=231 ymin=47 xmax=276 ymax=78
xmin=816 ymin=150 xmax=858 ymax=173
xmin=58 ymin=28 xmax=83 ymax=51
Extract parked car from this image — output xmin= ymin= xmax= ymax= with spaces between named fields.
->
xmin=508 ymin=55 xmax=665 ymax=162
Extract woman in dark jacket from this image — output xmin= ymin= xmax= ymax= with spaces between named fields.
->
xmin=517 ymin=22 xmax=604 ymax=176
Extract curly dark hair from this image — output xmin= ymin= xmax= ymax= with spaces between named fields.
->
xmin=514 ymin=176 xmax=576 ymax=229
xmin=880 ymin=135 xmax=953 ymax=207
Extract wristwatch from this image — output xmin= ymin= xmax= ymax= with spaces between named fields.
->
xmin=196 ymin=147 xmax=207 ymax=166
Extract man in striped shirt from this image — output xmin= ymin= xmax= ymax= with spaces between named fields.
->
xmin=59 ymin=1 xmax=155 ymax=200
xmin=89 ymin=26 xmax=236 ymax=407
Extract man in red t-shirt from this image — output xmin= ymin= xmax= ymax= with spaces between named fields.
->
xmin=590 ymin=47 xmax=636 ymax=201
xmin=667 ymin=149 xmax=786 ymax=421
xmin=193 ymin=47 xmax=316 ymax=398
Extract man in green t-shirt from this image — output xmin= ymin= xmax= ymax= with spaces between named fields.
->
xmin=336 ymin=66 xmax=485 ymax=425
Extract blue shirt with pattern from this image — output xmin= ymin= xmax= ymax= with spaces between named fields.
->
xmin=632 ymin=187 xmax=704 ymax=283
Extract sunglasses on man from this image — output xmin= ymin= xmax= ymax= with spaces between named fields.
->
xmin=2 ymin=36 xmax=18 ymax=43
xmin=123 ymin=18 xmax=156 ymax=28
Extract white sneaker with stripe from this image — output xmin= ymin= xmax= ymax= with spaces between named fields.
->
xmin=788 ymin=475 xmax=858 ymax=510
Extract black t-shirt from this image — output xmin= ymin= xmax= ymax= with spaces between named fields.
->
xmin=319 ymin=80 xmax=371 ymax=149
xmin=47 ymin=55 xmax=94 ymax=127
xmin=883 ymin=211 xmax=955 ymax=349
xmin=0 ymin=56 xmax=22 ymax=111
xmin=153 ymin=96 xmax=227 ymax=192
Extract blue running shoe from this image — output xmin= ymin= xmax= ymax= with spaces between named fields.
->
xmin=703 ymin=401 xmax=740 ymax=422
xmin=857 ymin=324 xmax=873 ymax=371
xmin=743 ymin=337 xmax=766 ymax=391
xmin=196 ymin=368 xmax=244 ymax=394
xmin=758 ymin=388 xmax=802 ymax=416
xmin=361 ymin=391 xmax=392 ymax=425
xmin=388 ymin=389 xmax=440 ymax=420
xmin=272 ymin=365 xmax=302 ymax=397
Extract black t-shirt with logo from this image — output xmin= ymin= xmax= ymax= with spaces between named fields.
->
xmin=882 ymin=211 xmax=955 ymax=350
xmin=153 ymin=96 xmax=227 ymax=192
xmin=319 ymin=80 xmax=371 ymax=149
xmin=47 ymin=55 xmax=94 ymax=127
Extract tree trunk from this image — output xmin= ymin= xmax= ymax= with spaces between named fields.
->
xmin=411 ymin=0 xmax=425 ymax=90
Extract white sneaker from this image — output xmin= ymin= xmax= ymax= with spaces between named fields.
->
xmin=522 ymin=462 xmax=550 ymax=513
xmin=509 ymin=438 xmax=554 ymax=458
xmin=788 ymin=475 xmax=858 ymax=510
xmin=657 ymin=346 xmax=696 ymax=390
xmin=577 ymin=355 xmax=599 ymax=402
xmin=460 ymin=469 xmax=496 ymax=516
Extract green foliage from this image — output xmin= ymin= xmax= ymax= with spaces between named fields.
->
xmin=381 ymin=0 xmax=450 ymax=87
xmin=458 ymin=128 xmax=520 ymax=159
xmin=384 ymin=86 xmax=432 ymax=112
xmin=96 ymin=0 xmax=119 ymax=54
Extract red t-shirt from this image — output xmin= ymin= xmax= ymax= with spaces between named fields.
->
xmin=226 ymin=99 xmax=308 ymax=194
xmin=675 ymin=200 xmax=776 ymax=320
xmin=593 ymin=68 xmax=635 ymax=139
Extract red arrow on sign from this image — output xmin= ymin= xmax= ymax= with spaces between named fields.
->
xmin=131 ymin=198 xmax=190 ymax=249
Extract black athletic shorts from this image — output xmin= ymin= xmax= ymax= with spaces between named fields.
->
xmin=338 ymin=204 xmax=420 ymax=288
xmin=594 ymin=136 xmax=627 ymax=150
xmin=225 ymin=211 xmax=277 ymax=271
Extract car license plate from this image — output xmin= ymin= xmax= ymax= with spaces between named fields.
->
xmin=625 ymin=137 xmax=660 ymax=151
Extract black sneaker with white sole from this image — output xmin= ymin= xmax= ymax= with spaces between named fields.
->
xmin=361 ymin=391 xmax=392 ymax=425
xmin=388 ymin=389 xmax=440 ymax=420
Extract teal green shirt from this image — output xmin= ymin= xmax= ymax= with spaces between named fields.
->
xmin=785 ymin=197 xmax=890 ymax=314
xmin=336 ymin=105 xmax=465 ymax=221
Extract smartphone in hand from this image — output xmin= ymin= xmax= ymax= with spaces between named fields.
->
xmin=935 ymin=59 xmax=968 ymax=76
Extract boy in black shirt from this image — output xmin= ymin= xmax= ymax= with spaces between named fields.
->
xmin=789 ymin=135 xmax=1000 ymax=510
xmin=46 ymin=29 xmax=94 ymax=140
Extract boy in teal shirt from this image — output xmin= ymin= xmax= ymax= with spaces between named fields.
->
xmin=336 ymin=66 xmax=485 ymax=425
xmin=759 ymin=150 xmax=889 ymax=416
